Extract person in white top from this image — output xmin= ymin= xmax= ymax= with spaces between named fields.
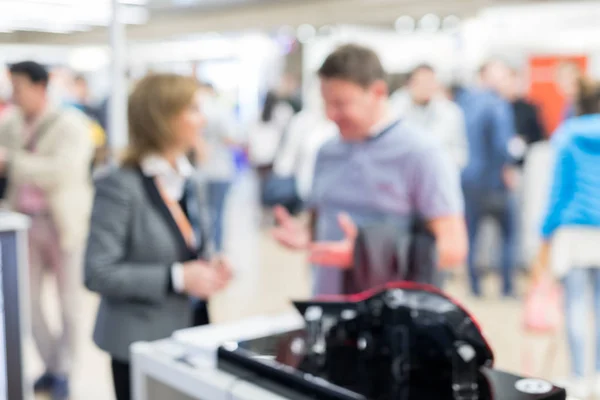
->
xmin=273 ymin=81 xmax=338 ymax=202
xmin=247 ymin=91 xmax=294 ymax=172
xmin=390 ymin=64 xmax=469 ymax=170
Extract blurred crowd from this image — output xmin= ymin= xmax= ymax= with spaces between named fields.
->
xmin=0 ymin=42 xmax=599 ymax=399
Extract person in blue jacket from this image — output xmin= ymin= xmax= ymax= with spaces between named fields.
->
xmin=454 ymin=60 xmax=519 ymax=297
xmin=532 ymin=77 xmax=600 ymax=399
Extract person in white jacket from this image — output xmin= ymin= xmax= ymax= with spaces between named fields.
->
xmin=390 ymin=64 xmax=468 ymax=170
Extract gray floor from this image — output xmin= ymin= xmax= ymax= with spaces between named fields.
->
xmin=30 ymin=172 xmax=574 ymax=399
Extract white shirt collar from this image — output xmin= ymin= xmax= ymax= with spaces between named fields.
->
xmin=140 ymin=154 xmax=194 ymax=201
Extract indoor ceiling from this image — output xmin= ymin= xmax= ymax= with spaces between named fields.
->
xmin=0 ymin=0 xmax=561 ymax=44
xmin=146 ymin=0 xmax=299 ymax=10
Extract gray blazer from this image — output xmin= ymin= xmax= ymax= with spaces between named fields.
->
xmin=85 ymin=167 xmax=211 ymax=362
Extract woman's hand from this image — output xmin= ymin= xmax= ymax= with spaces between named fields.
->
xmin=211 ymin=254 xmax=234 ymax=281
xmin=182 ymin=260 xmax=232 ymax=298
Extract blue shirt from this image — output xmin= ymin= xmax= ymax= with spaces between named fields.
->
xmin=310 ymin=119 xmax=464 ymax=295
xmin=455 ymin=88 xmax=515 ymax=191
xmin=541 ymin=115 xmax=600 ymax=239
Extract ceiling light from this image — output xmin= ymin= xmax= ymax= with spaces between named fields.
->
xmin=418 ymin=13 xmax=440 ymax=33
xmin=318 ymin=25 xmax=336 ymax=36
xmin=69 ymin=47 xmax=110 ymax=71
xmin=278 ymin=25 xmax=295 ymax=37
xmin=0 ymin=0 xmax=148 ymax=33
xmin=442 ymin=15 xmax=460 ymax=31
xmin=14 ymin=0 xmax=147 ymax=4
xmin=297 ymin=24 xmax=316 ymax=43
xmin=395 ymin=16 xmax=415 ymax=33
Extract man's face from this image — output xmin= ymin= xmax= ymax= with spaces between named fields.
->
xmin=556 ymin=65 xmax=579 ymax=100
xmin=321 ymin=78 xmax=386 ymax=140
xmin=508 ymin=72 xmax=524 ymax=100
xmin=482 ymin=62 xmax=513 ymax=98
xmin=72 ymin=79 xmax=88 ymax=103
xmin=11 ymin=73 xmax=44 ymax=115
xmin=408 ymin=69 xmax=438 ymax=105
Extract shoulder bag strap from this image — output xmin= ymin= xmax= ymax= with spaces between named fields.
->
xmin=24 ymin=112 xmax=62 ymax=152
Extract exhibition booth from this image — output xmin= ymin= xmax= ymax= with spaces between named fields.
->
xmin=2 ymin=2 xmax=600 ymax=399
xmin=128 ymin=284 xmax=569 ymax=400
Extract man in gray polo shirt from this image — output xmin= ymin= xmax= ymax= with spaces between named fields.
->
xmin=273 ymin=44 xmax=467 ymax=295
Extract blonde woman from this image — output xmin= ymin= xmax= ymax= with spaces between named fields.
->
xmin=85 ymin=74 xmax=232 ymax=400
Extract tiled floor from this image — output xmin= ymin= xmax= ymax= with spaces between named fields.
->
xmin=30 ymin=173 xmax=576 ymax=399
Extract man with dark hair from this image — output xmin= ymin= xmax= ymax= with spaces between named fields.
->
xmin=407 ymin=63 xmax=434 ymax=81
xmin=455 ymin=59 xmax=519 ymax=298
xmin=0 ymin=61 xmax=93 ymax=400
xmin=508 ymin=69 xmax=545 ymax=157
xmin=9 ymin=61 xmax=49 ymax=86
xmin=272 ymin=44 xmax=468 ymax=295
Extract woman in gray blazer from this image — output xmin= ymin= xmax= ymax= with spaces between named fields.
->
xmin=85 ymin=74 xmax=232 ymax=400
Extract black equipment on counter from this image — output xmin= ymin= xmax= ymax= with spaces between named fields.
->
xmin=218 ymin=282 xmax=566 ymax=400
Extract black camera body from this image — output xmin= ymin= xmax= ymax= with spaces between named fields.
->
xmin=218 ymin=282 xmax=567 ymax=400
xmin=295 ymin=283 xmax=494 ymax=399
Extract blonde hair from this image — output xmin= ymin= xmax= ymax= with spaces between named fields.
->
xmin=123 ymin=73 xmax=198 ymax=166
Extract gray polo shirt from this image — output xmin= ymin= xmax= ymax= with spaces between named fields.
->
xmin=310 ymin=119 xmax=464 ymax=295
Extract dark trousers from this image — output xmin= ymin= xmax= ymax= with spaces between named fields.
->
xmin=111 ymin=302 xmax=209 ymax=400
xmin=464 ymin=189 xmax=517 ymax=297
xmin=111 ymin=359 xmax=131 ymax=400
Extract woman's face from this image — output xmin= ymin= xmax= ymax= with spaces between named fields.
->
xmin=170 ymin=92 xmax=205 ymax=152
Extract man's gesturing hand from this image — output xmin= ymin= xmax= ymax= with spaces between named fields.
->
xmin=308 ymin=213 xmax=358 ymax=269
xmin=272 ymin=205 xmax=310 ymax=250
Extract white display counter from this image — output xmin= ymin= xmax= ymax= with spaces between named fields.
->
xmin=131 ymin=340 xmax=286 ymax=400
xmin=131 ymin=314 xmax=304 ymax=400
xmin=131 ymin=314 xmax=581 ymax=400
